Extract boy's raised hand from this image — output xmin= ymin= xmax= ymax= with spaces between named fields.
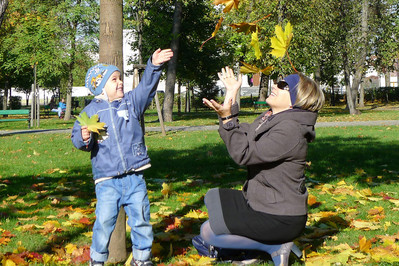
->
xmin=152 ymin=48 xmax=174 ymax=66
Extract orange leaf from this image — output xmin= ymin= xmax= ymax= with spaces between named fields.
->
xmin=0 ymin=237 xmax=11 ymax=245
xmin=229 ymin=22 xmax=259 ymax=34
xmin=212 ymin=17 xmax=224 ymax=37
xmin=201 ymin=17 xmax=224 ymax=49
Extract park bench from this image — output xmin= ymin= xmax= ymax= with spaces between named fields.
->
xmin=0 ymin=109 xmax=30 ymax=128
xmin=253 ymin=101 xmax=268 ymax=110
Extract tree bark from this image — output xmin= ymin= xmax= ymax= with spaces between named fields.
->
xmin=64 ymin=14 xmax=78 ymax=121
xmin=162 ymin=0 xmax=182 ymax=122
xmin=100 ymin=0 xmax=124 ymax=72
xmin=258 ymin=74 xmax=268 ymax=101
xmin=2 ymin=82 xmax=7 ymax=110
xmin=359 ymin=82 xmax=365 ymax=107
xmin=99 ymin=0 xmax=127 ymax=263
xmin=0 ymin=0 xmax=8 ymax=28
xmin=349 ymin=0 xmax=369 ymax=114
xmin=384 ymin=71 xmax=390 ymax=87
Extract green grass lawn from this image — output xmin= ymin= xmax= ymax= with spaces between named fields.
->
xmin=0 ymin=122 xmax=398 ymax=265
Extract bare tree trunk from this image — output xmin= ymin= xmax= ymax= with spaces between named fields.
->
xmin=99 ymin=0 xmax=127 ymax=263
xmin=258 ymin=74 xmax=268 ymax=101
xmin=384 ymin=71 xmax=390 ymax=87
xmin=177 ymin=80 xmax=181 ymax=115
xmin=2 ymin=82 xmax=7 ymax=110
xmin=163 ymin=0 xmax=182 ymax=122
xmin=359 ymin=82 xmax=365 ymax=107
xmin=351 ymin=0 xmax=369 ymax=112
xmin=100 ymin=0 xmax=124 ymax=72
xmin=0 ymin=0 xmax=8 ymax=28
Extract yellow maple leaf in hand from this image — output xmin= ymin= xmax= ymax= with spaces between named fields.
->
xmin=214 ymin=0 xmax=239 ymax=13
xmin=270 ymin=22 xmax=293 ymax=59
xmin=76 ymin=112 xmax=106 ymax=134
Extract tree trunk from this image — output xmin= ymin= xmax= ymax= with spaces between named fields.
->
xmin=177 ymin=80 xmax=181 ymax=115
xmin=162 ymin=0 xmax=182 ymax=122
xmin=384 ymin=71 xmax=390 ymax=87
xmin=100 ymin=0 xmax=124 ymax=72
xmin=2 ymin=82 xmax=7 ymax=110
xmin=350 ymin=0 xmax=369 ymax=114
xmin=359 ymin=82 xmax=365 ymax=107
xmin=258 ymin=74 xmax=268 ymax=101
xmin=0 ymin=0 xmax=9 ymax=28
xmin=99 ymin=0 xmax=127 ymax=263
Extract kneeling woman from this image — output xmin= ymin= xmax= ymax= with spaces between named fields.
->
xmin=200 ymin=67 xmax=324 ymax=266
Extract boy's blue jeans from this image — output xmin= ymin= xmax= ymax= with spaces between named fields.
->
xmin=90 ymin=172 xmax=153 ymax=262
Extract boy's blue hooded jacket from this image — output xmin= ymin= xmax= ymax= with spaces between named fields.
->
xmin=71 ymin=58 xmax=162 ymax=181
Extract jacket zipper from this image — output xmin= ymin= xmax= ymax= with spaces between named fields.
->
xmin=108 ymin=102 xmax=127 ymax=173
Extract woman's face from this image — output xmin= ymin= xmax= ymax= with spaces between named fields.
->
xmin=266 ymin=82 xmax=292 ymax=114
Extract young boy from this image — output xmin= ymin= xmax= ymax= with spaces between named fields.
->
xmin=71 ymin=48 xmax=173 ymax=266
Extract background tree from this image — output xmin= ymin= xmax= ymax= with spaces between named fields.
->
xmin=126 ymin=0 xmax=232 ymax=120
xmin=55 ymin=0 xmax=98 ymax=120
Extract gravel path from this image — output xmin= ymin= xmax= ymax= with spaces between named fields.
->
xmin=1 ymin=120 xmax=399 ymax=136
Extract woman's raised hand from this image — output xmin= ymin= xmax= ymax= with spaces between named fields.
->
xmin=217 ymin=66 xmax=242 ymax=104
xmin=202 ymin=66 xmax=241 ymax=119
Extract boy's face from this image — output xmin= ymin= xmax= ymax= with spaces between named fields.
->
xmin=104 ymin=71 xmax=123 ymax=102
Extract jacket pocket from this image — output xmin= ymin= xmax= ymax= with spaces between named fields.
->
xmin=250 ymin=180 xmax=284 ymax=204
xmin=132 ymin=142 xmax=146 ymax=156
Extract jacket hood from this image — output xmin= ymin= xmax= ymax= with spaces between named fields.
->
xmin=262 ymin=108 xmax=318 ymax=142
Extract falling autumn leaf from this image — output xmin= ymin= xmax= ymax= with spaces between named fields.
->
xmin=250 ymin=31 xmax=262 ymax=59
xmin=240 ymin=62 xmax=273 ymax=75
xmin=270 ymin=22 xmax=293 ymax=59
xmin=201 ymin=17 xmax=224 ymax=49
xmin=229 ymin=22 xmax=259 ymax=34
xmin=76 ymin=112 xmax=106 ymax=134
xmin=214 ymin=0 xmax=239 ymax=13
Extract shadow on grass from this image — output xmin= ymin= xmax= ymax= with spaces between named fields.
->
xmin=307 ymin=135 xmax=399 ymax=186
xmin=1 ymin=131 xmax=398 ymax=262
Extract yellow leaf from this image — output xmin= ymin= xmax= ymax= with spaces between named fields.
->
xmin=161 ymin=183 xmax=171 ymax=198
xmin=389 ymin=199 xmax=399 ymax=206
xmin=76 ymin=112 xmax=106 ymax=134
xmin=184 ymin=209 xmax=208 ymax=219
xmin=250 ymin=31 xmax=262 ymax=59
xmin=359 ymin=236 xmax=372 ymax=253
xmin=269 ymin=22 xmax=293 ymax=59
xmin=5 ymin=259 xmax=16 ymax=266
xmin=65 ymin=243 xmax=77 ymax=254
xmin=214 ymin=0 xmax=239 ymax=13
xmin=352 ymin=220 xmax=381 ymax=230
xmin=240 ymin=62 xmax=273 ymax=75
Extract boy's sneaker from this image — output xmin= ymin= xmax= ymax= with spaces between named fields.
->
xmin=131 ymin=258 xmax=153 ymax=266
xmin=89 ymin=259 xmax=104 ymax=266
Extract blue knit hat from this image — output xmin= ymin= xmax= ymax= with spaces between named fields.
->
xmin=284 ymin=74 xmax=300 ymax=106
xmin=85 ymin=64 xmax=120 ymax=96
